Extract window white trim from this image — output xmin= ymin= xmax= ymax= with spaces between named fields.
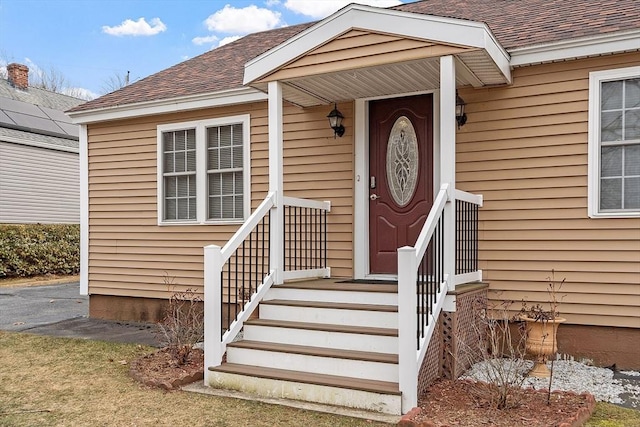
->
xmin=156 ymin=114 xmax=251 ymax=225
xmin=588 ymin=66 xmax=640 ymax=218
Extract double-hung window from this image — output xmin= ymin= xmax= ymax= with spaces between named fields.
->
xmin=588 ymin=67 xmax=640 ymax=217
xmin=158 ymin=115 xmax=250 ymax=224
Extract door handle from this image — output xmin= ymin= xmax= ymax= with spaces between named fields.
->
xmin=370 ymin=194 xmax=380 ymax=200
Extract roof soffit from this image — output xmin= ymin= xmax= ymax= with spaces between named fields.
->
xmin=243 ymin=4 xmax=511 ymax=88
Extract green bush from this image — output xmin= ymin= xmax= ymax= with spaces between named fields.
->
xmin=0 ymin=224 xmax=80 ymax=278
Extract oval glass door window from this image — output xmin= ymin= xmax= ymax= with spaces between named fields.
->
xmin=386 ymin=116 xmax=419 ymax=207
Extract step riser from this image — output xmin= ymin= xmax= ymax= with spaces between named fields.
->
xmin=226 ymin=347 xmax=398 ymax=382
xmin=208 ymin=371 xmax=402 ymax=415
xmin=243 ymin=324 xmax=398 ymax=354
xmin=266 ymin=288 xmax=398 ymax=305
xmin=259 ymin=304 xmax=398 ymax=329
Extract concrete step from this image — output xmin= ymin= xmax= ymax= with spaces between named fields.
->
xmin=208 ymin=363 xmax=402 ymax=415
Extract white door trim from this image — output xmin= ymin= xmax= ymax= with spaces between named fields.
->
xmin=353 ymin=90 xmax=441 ymax=280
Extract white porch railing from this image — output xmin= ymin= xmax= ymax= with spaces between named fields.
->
xmin=398 ymin=184 xmax=483 ymax=412
xmin=203 ymin=191 xmax=330 ymax=378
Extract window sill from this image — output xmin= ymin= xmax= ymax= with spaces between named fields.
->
xmin=158 ymin=219 xmax=245 ymax=226
xmin=589 ymin=211 xmax=640 ymax=219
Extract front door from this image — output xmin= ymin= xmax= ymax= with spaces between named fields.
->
xmin=369 ymin=94 xmax=433 ymax=274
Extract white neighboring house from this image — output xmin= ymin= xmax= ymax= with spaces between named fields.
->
xmin=0 ymin=63 xmax=84 ymax=224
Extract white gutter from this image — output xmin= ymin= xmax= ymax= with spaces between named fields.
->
xmin=0 ymin=134 xmax=79 ymax=153
xmin=510 ymin=29 xmax=640 ymax=67
xmin=68 ymin=87 xmax=267 ymax=125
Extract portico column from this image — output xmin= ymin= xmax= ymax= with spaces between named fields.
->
xmin=440 ymin=55 xmax=457 ymax=292
xmin=268 ymin=81 xmax=284 ymax=284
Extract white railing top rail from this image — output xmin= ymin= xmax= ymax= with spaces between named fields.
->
xmin=207 ymin=191 xmax=276 ymax=263
xmin=283 ymin=196 xmax=331 ymax=212
xmin=413 ymin=184 xmax=449 ymax=261
xmin=454 ymin=189 xmax=483 ymax=207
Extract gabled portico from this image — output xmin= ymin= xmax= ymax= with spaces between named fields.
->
xmin=204 ymin=3 xmax=511 ymax=415
xmin=244 ymin=4 xmax=510 ymax=281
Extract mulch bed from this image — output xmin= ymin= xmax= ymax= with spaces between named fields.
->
xmin=129 ymin=348 xmax=204 ymax=390
xmin=399 ymin=379 xmax=596 ymax=427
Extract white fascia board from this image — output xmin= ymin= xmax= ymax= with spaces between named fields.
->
xmin=68 ymin=87 xmax=267 ymax=125
xmin=509 ymin=29 xmax=640 ymax=67
xmin=243 ymin=4 xmax=511 ymax=85
xmin=0 ymin=134 xmax=79 ymax=153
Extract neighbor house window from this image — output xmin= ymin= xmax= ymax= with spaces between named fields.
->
xmin=588 ymin=67 xmax=640 ymax=218
xmin=157 ymin=115 xmax=250 ymax=224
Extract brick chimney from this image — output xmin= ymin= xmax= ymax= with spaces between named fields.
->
xmin=7 ymin=63 xmax=29 ymax=90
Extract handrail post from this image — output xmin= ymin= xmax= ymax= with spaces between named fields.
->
xmin=204 ymin=244 xmax=223 ymax=384
xmin=398 ymin=246 xmax=418 ymax=414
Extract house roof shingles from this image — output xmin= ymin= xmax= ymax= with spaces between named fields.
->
xmin=69 ymin=0 xmax=640 ymax=114
xmin=0 ymin=78 xmax=83 ymax=151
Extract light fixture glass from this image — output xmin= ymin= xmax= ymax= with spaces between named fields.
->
xmin=456 ymin=93 xmax=467 ymax=129
xmin=327 ymin=103 xmax=345 ymax=138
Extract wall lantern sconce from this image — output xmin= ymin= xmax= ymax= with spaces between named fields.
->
xmin=327 ymin=103 xmax=345 ymax=138
xmin=456 ymin=93 xmax=467 ymax=129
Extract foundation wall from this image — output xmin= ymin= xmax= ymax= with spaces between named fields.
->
xmin=556 ymin=324 xmax=639 ymax=370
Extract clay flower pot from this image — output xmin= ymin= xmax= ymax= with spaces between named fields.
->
xmin=522 ymin=316 xmax=565 ymax=378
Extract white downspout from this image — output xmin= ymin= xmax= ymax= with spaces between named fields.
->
xmin=79 ymin=124 xmax=89 ymax=296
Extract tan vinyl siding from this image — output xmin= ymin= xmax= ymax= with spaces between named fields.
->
xmin=87 ymin=102 xmax=353 ymax=299
xmin=457 ymin=52 xmax=640 ymax=328
xmin=261 ymin=30 xmax=472 ymax=82
xmin=0 ymin=141 xmax=79 ymax=224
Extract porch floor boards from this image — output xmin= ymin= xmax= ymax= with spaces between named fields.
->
xmin=245 ymin=318 xmax=398 ymax=337
xmin=210 ymin=363 xmax=401 ymax=396
xmin=262 ymin=299 xmax=397 ymax=312
xmin=227 ymin=340 xmax=399 ymax=364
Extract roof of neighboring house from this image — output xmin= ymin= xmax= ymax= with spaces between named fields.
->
xmin=68 ymin=0 xmax=640 ymax=114
xmin=0 ymin=77 xmax=83 ymax=152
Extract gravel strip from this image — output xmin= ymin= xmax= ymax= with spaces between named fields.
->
xmin=463 ymin=359 xmax=640 ymax=409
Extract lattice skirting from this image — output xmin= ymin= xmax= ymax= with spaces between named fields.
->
xmin=417 ymin=283 xmax=489 ymax=392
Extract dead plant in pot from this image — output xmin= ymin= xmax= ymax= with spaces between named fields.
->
xmin=518 ymin=270 xmax=566 ymax=378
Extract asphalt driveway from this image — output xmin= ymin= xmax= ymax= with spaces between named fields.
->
xmin=0 ymin=281 xmax=160 ymax=346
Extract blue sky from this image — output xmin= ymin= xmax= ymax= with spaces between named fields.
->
xmin=0 ymin=0 xmax=403 ymax=100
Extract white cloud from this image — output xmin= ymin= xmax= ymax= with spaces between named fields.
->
xmin=24 ymin=57 xmax=44 ymax=80
xmin=204 ymin=5 xmax=283 ymax=34
xmin=63 ymin=87 xmax=98 ymax=101
xmin=218 ymin=36 xmax=243 ymax=47
xmin=264 ymin=0 xmax=281 ymax=6
xmin=102 ymin=17 xmax=167 ymax=37
xmin=192 ymin=35 xmax=219 ymax=46
xmin=284 ymin=0 xmax=403 ymax=18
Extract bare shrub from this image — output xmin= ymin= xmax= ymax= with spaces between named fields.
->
xmin=157 ymin=274 xmax=204 ymax=366
xmin=458 ymin=297 xmax=530 ymax=410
